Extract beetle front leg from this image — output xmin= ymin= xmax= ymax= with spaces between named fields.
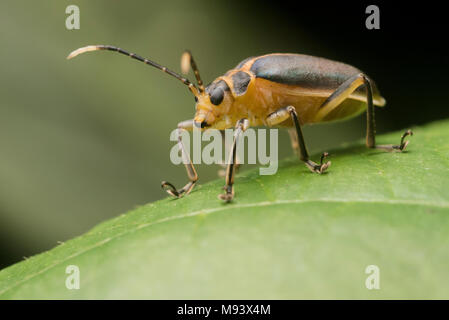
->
xmin=217 ymin=130 xmax=241 ymax=177
xmin=267 ymin=106 xmax=330 ymax=174
xmin=161 ymin=120 xmax=198 ymax=198
xmin=219 ymin=119 xmax=249 ymax=202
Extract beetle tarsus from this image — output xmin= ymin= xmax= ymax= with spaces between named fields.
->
xmin=399 ymin=129 xmax=413 ymax=150
xmin=161 ymin=181 xmax=180 ymax=198
xmin=320 ymin=152 xmax=329 ymax=165
xmin=161 ymin=180 xmax=196 ymax=198
xmin=218 ymin=186 xmax=234 ymax=202
xmin=376 ymin=129 xmax=413 ymax=152
xmin=304 ymin=152 xmax=331 ymax=174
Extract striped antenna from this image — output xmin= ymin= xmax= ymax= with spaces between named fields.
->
xmin=181 ymin=50 xmax=205 ymax=92
xmin=67 ymin=45 xmax=199 ymax=97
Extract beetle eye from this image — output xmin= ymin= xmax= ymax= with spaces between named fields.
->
xmin=210 ymin=88 xmax=224 ymax=105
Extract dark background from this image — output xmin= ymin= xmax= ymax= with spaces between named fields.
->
xmin=0 ymin=1 xmax=447 ymax=269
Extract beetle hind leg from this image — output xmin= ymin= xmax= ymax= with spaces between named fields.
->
xmin=362 ymin=75 xmax=413 ymax=152
xmin=315 ymin=73 xmax=413 ymax=152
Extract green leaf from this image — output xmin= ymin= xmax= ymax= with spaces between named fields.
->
xmin=1 ymin=120 xmax=449 ymax=299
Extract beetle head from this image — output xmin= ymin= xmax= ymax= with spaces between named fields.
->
xmin=193 ymin=79 xmax=233 ymax=129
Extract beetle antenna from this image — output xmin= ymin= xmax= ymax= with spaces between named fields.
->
xmin=67 ymin=45 xmax=199 ymax=97
xmin=181 ymin=50 xmax=205 ymax=93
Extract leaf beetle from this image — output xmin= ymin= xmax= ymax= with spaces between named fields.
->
xmin=67 ymin=45 xmax=413 ymax=202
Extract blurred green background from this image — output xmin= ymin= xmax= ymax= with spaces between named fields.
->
xmin=0 ymin=1 xmax=447 ymax=268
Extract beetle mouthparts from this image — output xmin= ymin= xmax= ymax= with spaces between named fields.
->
xmin=194 ymin=120 xmax=208 ymax=129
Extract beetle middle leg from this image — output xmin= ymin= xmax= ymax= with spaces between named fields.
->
xmin=219 ymin=119 xmax=249 ymax=202
xmin=267 ymin=106 xmax=331 ymax=174
xmin=315 ymin=73 xmax=413 ymax=151
xmin=161 ymin=120 xmax=198 ymax=198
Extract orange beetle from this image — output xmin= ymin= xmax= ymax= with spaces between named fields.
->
xmin=68 ymin=45 xmax=412 ymax=202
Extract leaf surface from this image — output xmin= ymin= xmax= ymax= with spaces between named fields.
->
xmin=1 ymin=120 xmax=449 ymax=299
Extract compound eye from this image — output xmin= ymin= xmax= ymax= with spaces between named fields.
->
xmin=210 ymin=88 xmax=224 ymax=105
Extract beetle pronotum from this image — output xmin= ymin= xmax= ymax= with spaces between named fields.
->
xmin=67 ymin=45 xmax=413 ymax=202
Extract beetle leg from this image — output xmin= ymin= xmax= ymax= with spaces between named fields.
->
xmin=363 ymin=75 xmax=414 ymax=151
xmin=161 ymin=120 xmax=198 ymax=198
xmin=267 ymin=106 xmax=330 ymax=174
xmin=315 ymin=73 xmax=413 ymax=151
xmin=219 ymin=119 xmax=249 ymax=202
xmin=375 ymin=130 xmax=413 ymax=151
xmin=217 ymin=130 xmax=241 ymax=177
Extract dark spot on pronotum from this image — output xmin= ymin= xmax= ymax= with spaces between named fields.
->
xmin=205 ymin=80 xmax=230 ymax=106
xmin=231 ymin=71 xmax=251 ymax=96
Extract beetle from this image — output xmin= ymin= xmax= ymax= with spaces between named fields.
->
xmin=67 ymin=45 xmax=413 ymax=202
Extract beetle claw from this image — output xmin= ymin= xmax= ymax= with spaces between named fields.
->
xmin=376 ymin=129 xmax=413 ymax=152
xmin=317 ymin=160 xmax=332 ymax=174
xmin=218 ymin=186 xmax=234 ymax=202
xmin=218 ymin=193 xmax=233 ymax=202
xmin=399 ymin=129 xmax=413 ymax=151
xmin=305 ymin=152 xmax=331 ymax=174
xmin=161 ymin=180 xmax=196 ymax=198
xmin=161 ymin=181 xmax=181 ymax=198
